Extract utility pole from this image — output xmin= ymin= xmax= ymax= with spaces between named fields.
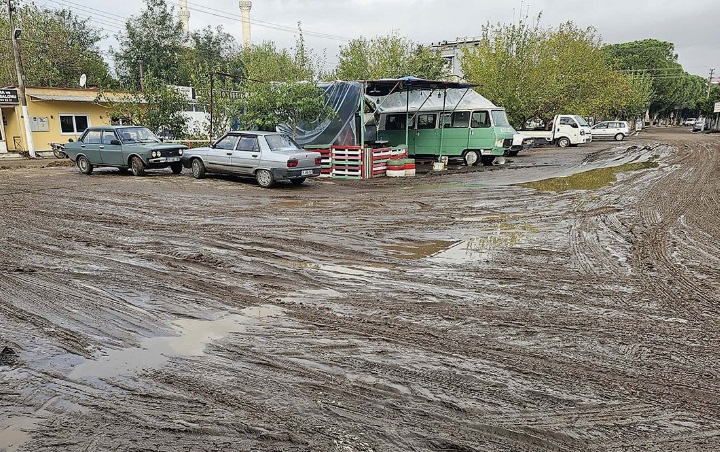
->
xmin=708 ymin=68 xmax=715 ymax=99
xmin=6 ymin=0 xmax=36 ymax=158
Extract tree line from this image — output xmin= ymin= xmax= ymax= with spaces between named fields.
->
xmin=1 ymin=0 xmax=717 ymax=137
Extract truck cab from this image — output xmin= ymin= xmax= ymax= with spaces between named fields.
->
xmin=524 ymin=115 xmax=592 ymax=147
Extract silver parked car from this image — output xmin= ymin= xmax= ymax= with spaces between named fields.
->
xmin=590 ymin=121 xmax=631 ymax=141
xmin=182 ymin=131 xmax=322 ymax=188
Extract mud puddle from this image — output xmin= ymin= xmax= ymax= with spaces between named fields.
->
xmin=69 ymin=305 xmax=285 ymax=381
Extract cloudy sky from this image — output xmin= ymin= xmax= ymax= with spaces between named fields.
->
xmin=40 ymin=0 xmax=718 ymax=78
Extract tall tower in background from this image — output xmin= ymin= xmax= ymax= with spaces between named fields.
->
xmin=239 ymin=0 xmax=252 ymax=47
xmin=178 ymin=0 xmax=190 ymax=32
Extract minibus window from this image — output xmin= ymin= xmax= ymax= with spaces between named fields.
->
xmin=471 ymin=111 xmax=490 ymax=128
xmin=452 ymin=111 xmax=470 ymax=128
xmin=417 ymin=114 xmax=437 ymax=129
xmin=490 ymin=110 xmax=511 ymax=127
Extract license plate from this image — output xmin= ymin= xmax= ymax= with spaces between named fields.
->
xmin=167 ymin=157 xmax=180 ymax=162
xmin=301 ymin=169 xmax=313 ymax=176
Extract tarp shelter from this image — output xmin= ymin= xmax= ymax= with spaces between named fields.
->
xmin=278 ymin=77 xmax=486 ymax=147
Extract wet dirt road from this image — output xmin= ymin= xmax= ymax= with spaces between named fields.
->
xmin=1 ymin=128 xmax=719 ymax=451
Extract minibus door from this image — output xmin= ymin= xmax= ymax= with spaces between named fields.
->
xmin=412 ymin=112 xmax=439 ymax=156
xmin=468 ymin=110 xmax=494 ymax=152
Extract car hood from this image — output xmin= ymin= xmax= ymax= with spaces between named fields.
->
xmin=125 ymin=142 xmax=188 ymax=150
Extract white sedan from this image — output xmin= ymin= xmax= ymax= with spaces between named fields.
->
xmin=590 ymin=121 xmax=631 ymax=141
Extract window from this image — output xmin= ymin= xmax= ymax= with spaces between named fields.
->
xmin=60 ymin=115 xmax=89 ymax=134
xmin=238 ymin=136 xmax=259 ymax=152
xmin=266 ymin=134 xmax=301 ymax=151
xmin=102 ymin=130 xmax=118 ymax=144
xmin=471 ymin=111 xmax=490 ymax=128
xmin=417 ymin=114 xmax=437 ymax=130
xmin=594 ymin=123 xmax=608 ymax=129
xmin=451 ymin=111 xmax=470 ymax=128
xmin=491 ymin=110 xmax=511 ymax=127
xmin=559 ymin=117 xmax=574 ymax=126
xmin=386 ymin=114 xmax=411 ymax=130
xmin=214 ymin=135 xmax=239 ymax=150
xmin=83 ymin=130 xmax=102 ymax=144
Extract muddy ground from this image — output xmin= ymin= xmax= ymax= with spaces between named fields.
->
xmin=0 ymin=127 xmax=719 ymax=451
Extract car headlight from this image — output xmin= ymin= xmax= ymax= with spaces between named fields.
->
xmin=179 ymin=149 xmax=183 ymax=155
xmin=495 ymin=139 xmax=504 ymax=147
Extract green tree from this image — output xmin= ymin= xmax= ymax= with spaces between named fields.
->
xmin=112 ymin=0 xmax=184 ymax=89
xmin=461 ymin=17 xmax=651 ymax=127
xmin=97 ymin=72 xmax=189 ymax=138
xmin=334 ymin=32 xmax=446 ymax=80
xmin=603 ymin=40 xmax=706 ymax=120
xmin=0 ymin=4 xmax=113 ymax=87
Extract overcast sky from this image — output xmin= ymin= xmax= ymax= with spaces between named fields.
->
xmin=42 ymin=0 xmax=718 ymax=78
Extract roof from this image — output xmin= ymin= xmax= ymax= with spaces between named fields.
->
xmin=29 ymin=93 xmax=145 ymax=103
xmin=226 ymin=130 xmax=279 ymax=136
xmin=364 ymin=77 xmax=477 ymax=97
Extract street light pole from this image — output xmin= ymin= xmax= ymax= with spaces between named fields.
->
xmin=6 ymin=0 xmax=36 ymax=158
xmin=708 ymin=68 xmax=715 ymax=100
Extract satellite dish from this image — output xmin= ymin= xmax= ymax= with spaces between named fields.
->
xmin=79 ymin=74 xmax=87 ymax=88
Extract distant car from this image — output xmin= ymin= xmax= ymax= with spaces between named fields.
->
xmin=506 ymin=129 xmax=534 ymax=156
xmin=181 ymin=131 xmax=322 ymax=188
xmin=692 ymin=118 xmax=706 ymax=132
xmin=63 ymin=126 xmax=187 ymax=176
xmin=590 ymin=121 xmax=631 ymax=141
xmin=683 ymin=118 xmax=696 ymax=126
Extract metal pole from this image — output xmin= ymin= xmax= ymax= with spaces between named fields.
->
xmin=7 ymin=0 xmax=35 ymax=158
xmin=209 ymin=72 xmax=214 ymax=141
xmin=404 ymin=89 xmax=409 ymax=150
xmin=707 ymin=68 xmax=715 ymax=99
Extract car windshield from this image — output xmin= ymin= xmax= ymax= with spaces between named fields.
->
xmin=491 ymin=110 xmax=511 ymax=127
xmin=573 ymin=116 xmax=589 ymax=127
xmin=117 ymin=127 xmax=161 ymax=143
xmin=265 ymin=134 xmax=301 ymax=151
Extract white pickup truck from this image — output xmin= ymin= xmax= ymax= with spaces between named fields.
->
xmin=523 ymin=115 xmax=592 ymax=147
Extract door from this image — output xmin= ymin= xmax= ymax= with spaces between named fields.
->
xmin=591 ymin=122 xmax=609 ymax=138
xmin=467 ymin=110 xmax=494 ymax=152
xmin=205 ymin=134 xmax=238 ymax=173
xmin=0 ymin=109 xmax=6 ymax=153
xmin=557 ymin=116 xmax=580 ymax=143
xmin=439 ymin=111 xmax=471 ymax=157
xmin=231 ymin=136 xmax=261 ymax=174
xmin=412 ymin=113 xmax=439 ymax=156
xmin=79 ymin=129 xmax=103 ymax=163
xmin=99 ymin=130 xmax=124 ymax=165
xmin=377 ymin=114 xmax=412 ymax=149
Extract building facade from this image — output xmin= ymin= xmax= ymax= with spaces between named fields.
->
xmin=0 ymin=86 xmax=134 ymax=153
xmin=429 ymin=37 xmax=482 ymax=80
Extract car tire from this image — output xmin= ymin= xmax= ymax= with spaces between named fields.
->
xmin=463 ymin=150 xmax=480 ymax=166
xmin=170 ymin=162 xmax=183 ymax=174
xmin=77 ymin=156 xmax=93 ymax=175
xmin=130 ymin=156 xmax=145 ymax=176
xmin=190 ymin=158 xmax=206 ymax=179
xmin=256 ymin=169 xmax=275 ymax=188
xmin=614 ymin=133 xmax=625 ymax=141
xmin=291 ymin=178 xmax=306 ymax=186
xmin=557 ymin=137 xmax=570 ymax=148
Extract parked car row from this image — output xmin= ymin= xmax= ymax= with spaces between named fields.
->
xmin=62 ymin=126 xmax=323 ymax=188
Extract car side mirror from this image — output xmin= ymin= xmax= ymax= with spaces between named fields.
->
xmin=110 ymin=139 xmax=121 ymax=145
xmin=68 ymin=138 xmax=74 ymax=143
xmin=571 ymin=123 xmax=579 ymax=128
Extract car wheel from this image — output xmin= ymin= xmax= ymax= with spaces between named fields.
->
xmin=77 ymin=156 xmax=93 ymax=175
xmin=130 ymin=156 xmax=145 ymax=176
xmin=614 ymin=133 xmax=625 ymax=141
xmin=256 ymin=169 xmax=275 ymax=188
xmin=290 ymin=178 xmax=306 ymax=186
xmin=557 ymin=137 xmax=570 ymax=148
xmin=463 ymin=150 xmax=480 ymax=166
xmin=170 ymin=162 xmax=183 ymax=174
xmin=191 ymin=158 xmax=206 ymax=179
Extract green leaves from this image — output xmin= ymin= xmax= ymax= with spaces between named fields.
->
xmin=0 ymin=4 xmax=112 ymax=87
xmin=461 ymin=17 xmax=653 ymax=127
xmin=334 ymin=32 xmax=446 ymax=81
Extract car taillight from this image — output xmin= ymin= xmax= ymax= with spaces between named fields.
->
xmin=315 ymin=157 xmax=321 ymax=165
xmin=287 ymin=158 xmax=299 ymax=168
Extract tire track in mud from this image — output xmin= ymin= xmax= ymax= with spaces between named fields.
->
xmin=3 ymin=133 xmax=720 ymax=451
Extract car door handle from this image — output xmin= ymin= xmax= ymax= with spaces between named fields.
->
xmin=252 ymin=154 xmax=258 ymax=158
xmin=99 ymin=146 xmax=104 ymax=149
xmin=81 ymin=145 xmax=85 ymax=148
xmin=226 ymin=152 xmax=232 ymax=155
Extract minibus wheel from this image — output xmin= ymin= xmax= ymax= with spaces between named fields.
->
xmin=463 ymin=150 xmax=480 ymax=166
